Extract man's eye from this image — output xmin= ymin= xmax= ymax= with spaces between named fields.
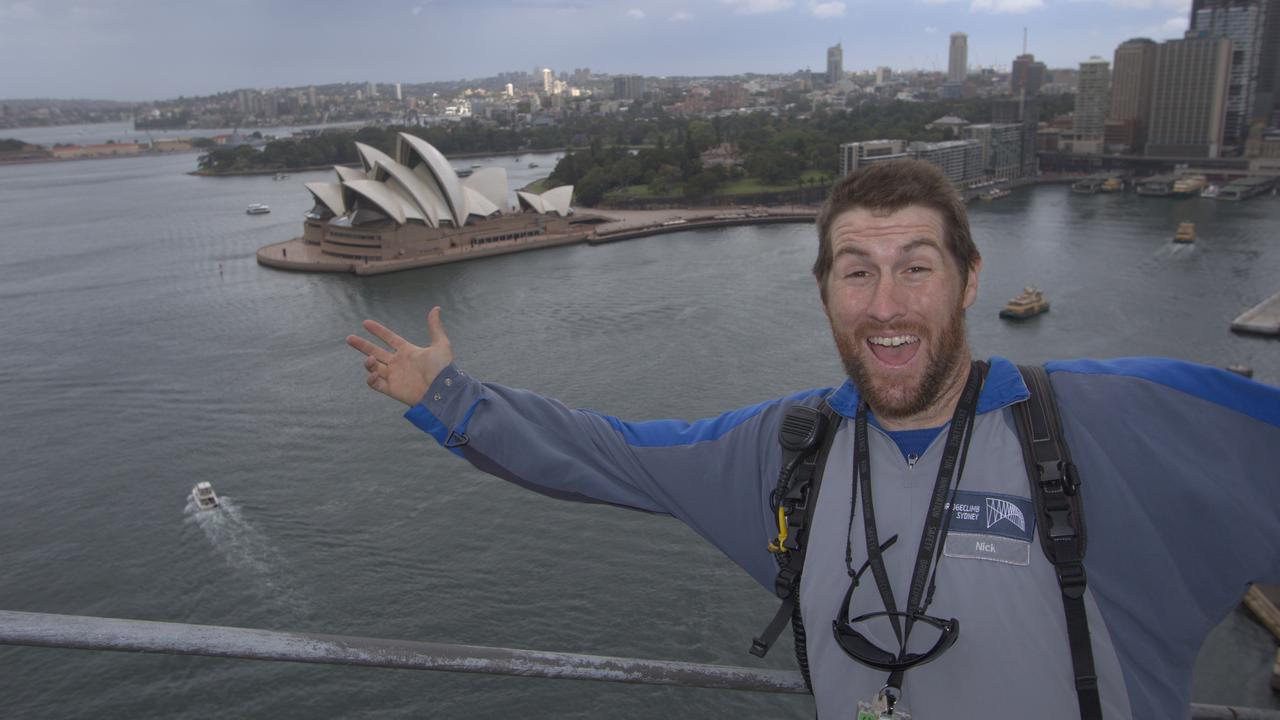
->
xmin=844 ymin=270 xmax=871 ymax=279
xmin=906 ymin=266 xmax=932 ymax=274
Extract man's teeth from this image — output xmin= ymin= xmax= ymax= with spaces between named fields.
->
xmin=868 ymin=335 xmax=919 ymax=347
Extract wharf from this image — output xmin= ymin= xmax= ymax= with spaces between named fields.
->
xmin=1231 ymin=291 xmax=1280 ymax=337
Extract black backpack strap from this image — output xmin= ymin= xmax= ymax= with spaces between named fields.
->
xmin=750 ymin=400 xmax=840 ymax=693
xmin=1013 ymin=365 xmax=1101 ymax=720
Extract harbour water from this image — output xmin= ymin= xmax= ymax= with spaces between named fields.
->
xmin=1 ymin=153 xmax=1278 ymax=718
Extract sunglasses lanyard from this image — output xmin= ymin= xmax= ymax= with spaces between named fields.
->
xmin=850 ymin=360 xmax=986 ymax=713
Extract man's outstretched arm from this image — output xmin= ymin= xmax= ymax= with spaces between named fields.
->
xmin=345 ymin=307 xmax=825 ymax=590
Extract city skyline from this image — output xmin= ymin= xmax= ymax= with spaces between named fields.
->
xmin=2 ymin=0 xmax=1196 ymax=101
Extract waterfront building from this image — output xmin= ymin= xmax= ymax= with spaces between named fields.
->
xmin=1106 ymin=38 xmax=1158 ymax=153
xmin=949 ymin=33 xmax=968 ymax=84
xmin=1147 ymin=36 xmax=1232 ymax=157
xmin=964 ymin=123 xmax=1024 ymax=181
xmin=908 ymin=139 xmax=985 ymax=186
xmin=827 ymin=43 xmax=843 ymax=85
xmin=1011 ymin=54 xmax=1046 ymax=96
xmin=839 ymin=139 xmax=982 ymax=186
xmin=1188 ymin=0 xmax=1279 ymax=147
xmin=838 ymin=140 xmax=910 ymax=176
xmin=1073 ymin=57 xmax=1111 ymax=154
xmin=295 ymin=133 xmax=577 ymax=264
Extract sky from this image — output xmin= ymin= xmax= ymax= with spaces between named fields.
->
xmin=1 ymin=0 xmax=1193 ymax=101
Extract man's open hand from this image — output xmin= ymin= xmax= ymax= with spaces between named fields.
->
xmin=346 ymin=306 xmax=455 ymax=407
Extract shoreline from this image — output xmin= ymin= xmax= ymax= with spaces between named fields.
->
xmin=253 ymin=174 xmax=1099 ymax=277
xmin=256 ymin=207 xmax=819 ymax=276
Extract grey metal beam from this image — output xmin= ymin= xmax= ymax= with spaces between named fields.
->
xmin=0 ymin=610 xmax=806 ymax=694
xmin=2 ymin=610 xmax=1279 ymax=719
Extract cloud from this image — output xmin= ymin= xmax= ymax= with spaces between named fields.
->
xmin=721 ymin=0 xmax=795 ymax=14
xmin=811 ymin=1 xmax=845 ymax=16
xmin=627 ymin=7 xmax=645 ymax=17
xmin=1142 ymin=12 xmax=1187 ymax=35
xmin=924 ymin=25 xmax=938 ymax=32
xmin=669 ymin=9 xmax=694 ymax=20
xmin=0 ymin=2 xmax=38 ymax=20
xmin=969 ymin=0 xmax=1044 ymax=12
xmin=411 ymin=4 xmax=424 ymax=14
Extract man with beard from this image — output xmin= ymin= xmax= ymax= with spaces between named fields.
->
xmin=348 ymin=160 xmax=1280 ymax=720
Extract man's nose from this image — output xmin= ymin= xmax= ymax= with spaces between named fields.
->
xmin=867 ymin=275 xmax=906 ymax=324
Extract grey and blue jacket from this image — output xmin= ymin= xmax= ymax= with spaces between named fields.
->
xmin=405 ymin=356 xmax=1280 ymax=719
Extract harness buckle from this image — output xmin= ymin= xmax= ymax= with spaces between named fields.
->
xmin=1056 ymin=560 xmax=1087 ymax=599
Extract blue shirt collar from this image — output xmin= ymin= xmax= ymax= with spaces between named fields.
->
xmin=825 ymin=356 xmax=1029 ymax=420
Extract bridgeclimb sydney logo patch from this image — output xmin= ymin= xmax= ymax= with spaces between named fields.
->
xmin=945 ymin=491 xmax=1035 ymax=543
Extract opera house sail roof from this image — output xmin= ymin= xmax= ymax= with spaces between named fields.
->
xmin=304 ymin=132 xmax=574 ymax=231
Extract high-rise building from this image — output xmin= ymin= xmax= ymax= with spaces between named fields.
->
xmin=366 ymin=80 xmax=376 ymax=99
xmin=1188 ymin=0 xmax=1277 ymax=146
xmin=542 ymin=69 xmax=554 ymax=95
xmin=1074 ymin=57 xmax=1111 ymax=147
xmin=308 ymin=85 xmax=317 ymax=108
xmin=827 ymin=43 xmax=844 ymax=85
xmin=875 ymin=67 xmax=892 ymax=85
xmin=1146 ymin=36 xmax=1232 ymax=157
xmin=1106 ymin=38 xmax=1158 ymax=153
xmin=613 ymin=75 xmax=647 ymax=101
xmin=394 ymin=82 xmax=403 ymax=101
xmin=949 ymin=33 xmax=968 ymax=84
xmin=1011 ymin=54 xmax=1046 ymax=96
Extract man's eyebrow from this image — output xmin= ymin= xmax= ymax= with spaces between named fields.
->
xmin=901 ymin=238 xmax=944 ymax=255
xmin=832 ymin=237 xmax=943 ymax=259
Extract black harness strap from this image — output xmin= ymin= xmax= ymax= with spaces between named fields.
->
xmin=1014 ymin=365 xmax=1100 ymax=720
xmin=750 ymin=401 xmax=839 ymax=691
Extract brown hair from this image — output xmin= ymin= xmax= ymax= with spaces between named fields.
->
xmin=813 ymin=159 xmax=980 ymax=299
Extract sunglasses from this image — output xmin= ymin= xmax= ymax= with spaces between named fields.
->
xmin=831 ymin=537 xmax=960 ymax=672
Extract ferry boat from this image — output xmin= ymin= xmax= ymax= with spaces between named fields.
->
xmin=1171 ymin=175 xmax=1209 ymax=197
xmin=1071 ymin=177 xmax=1103 ymax=194
xmin=1174 ymin=222 xmax=1196 ymax=243
xmin=191 ymin=482 xmax=219 ymax=511
xmin=1200 ymin=184 xmax=1219 ymax=199
xmin=999 ymin=287 xmax=1050 ymax=320
xmin=246 ymin=203 xmax=271 ymax=215
xmin=979 ymin=188 xmax=1010 ymax=201
xmin=454 ymin=168 xmax=473 ymax=178
xmin=1100 ymin=177 xmax=1124 ymax=193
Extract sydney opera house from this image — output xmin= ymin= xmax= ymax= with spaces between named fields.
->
xmin=263 ymin=132 xmax=588 ymax=273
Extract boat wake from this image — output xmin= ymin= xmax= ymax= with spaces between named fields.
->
xmin=183 ymin=496 xmax=312 ymax=617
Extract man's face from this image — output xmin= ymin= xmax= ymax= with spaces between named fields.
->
xmin=821 ymin=205 xmax=980 ymax=423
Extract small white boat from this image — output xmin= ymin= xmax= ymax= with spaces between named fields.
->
xmin=273 ymin=172 xmax=290 ymax=181
xmin=191 ymin=482 xmax=219 ymax=511
xmin=246 ymin=203 xmax=271 ymax=215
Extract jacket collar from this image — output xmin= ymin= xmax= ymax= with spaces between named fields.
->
xmin=825 ymin=356 xmax=1029 ymax=421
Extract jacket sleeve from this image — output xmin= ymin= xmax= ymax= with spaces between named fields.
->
xmin=403 ymin=363 xmax=831 ymax=590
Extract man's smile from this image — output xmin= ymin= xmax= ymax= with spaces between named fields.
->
xmin=866 ymin=334 xmax=921 ymax=367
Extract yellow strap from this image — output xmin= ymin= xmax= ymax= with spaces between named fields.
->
xmin=767 ymin=506 xmax=788 ymax=554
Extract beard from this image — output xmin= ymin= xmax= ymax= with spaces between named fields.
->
xmin=830 ymin=303 xmax=969 ymax=422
